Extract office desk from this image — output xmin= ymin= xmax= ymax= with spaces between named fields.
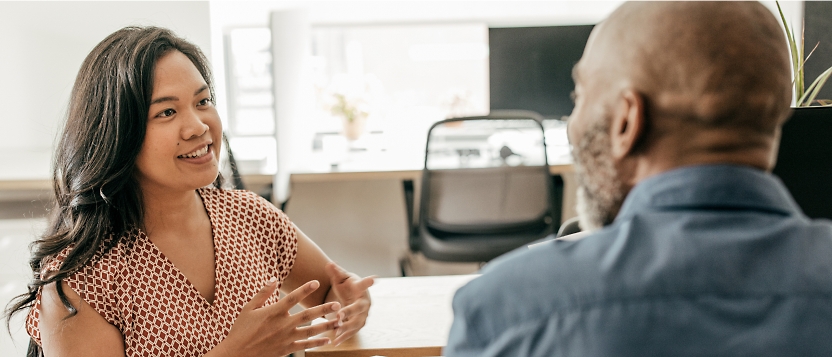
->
xmin=306 ymin=274 xmax=478 ymax=357
xmin=237 ymin=163 xmax=573 ymax=187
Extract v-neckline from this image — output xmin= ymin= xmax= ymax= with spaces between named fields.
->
xmin=138 ymin=189 xmax=220 ymax=308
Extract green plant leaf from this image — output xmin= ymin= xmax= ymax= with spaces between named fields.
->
xmin=777 ymin=1 xmax=803 ymax=100
xmin=800 ymin=65 xmax=832 ymax=106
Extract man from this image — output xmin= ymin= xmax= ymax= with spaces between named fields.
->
xmin=445 ymin=2 xmax=832 ymax=356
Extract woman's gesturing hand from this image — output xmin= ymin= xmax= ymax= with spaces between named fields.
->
xmin=325 ymin=262 xmax=376 ymax=345
xmin=212 ymin=278 xmax=341 ymax=357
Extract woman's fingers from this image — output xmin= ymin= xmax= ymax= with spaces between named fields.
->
xmin=242 ymin=277 xmax=278 ymax=312
xmin=289 ymin=337 xmax=331 ymax=351
xmin=332 ymin=299 xmax=370 ymax=344
xmin=333 ymin=323 xmax=362 ymax=346
xmin=336 ymin=298 xmax=369 ymax=323
xmin=292 ymin=301 xmax=341 ymax=325
xmin=271 ymin=280 xmax=321 ymax=314
xmin=351 ymin=276 xmax=376 ymax=292
xmin=296 ymin=318 xmax=340 ymax=339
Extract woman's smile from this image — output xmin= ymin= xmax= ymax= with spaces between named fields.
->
xmin=177 ymin=143 xmax=214 ymax=164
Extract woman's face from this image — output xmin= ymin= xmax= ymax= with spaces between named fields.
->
xmin=135 ymin=50 xmax=222 ymax=195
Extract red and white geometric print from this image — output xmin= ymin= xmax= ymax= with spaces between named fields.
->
xmin=26 ymin=188 xmax=298 ymax=356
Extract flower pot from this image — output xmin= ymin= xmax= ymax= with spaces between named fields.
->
xmin=342 ymin=116 xmax=367 ymax=141
xmin=772 ymin=106 xmax=832 ymax=219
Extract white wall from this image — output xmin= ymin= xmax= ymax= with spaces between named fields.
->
xmin=0 ymin=1 xmax=212 ymax=156
xmin=0 ymin=3 xmax=211 ymax=354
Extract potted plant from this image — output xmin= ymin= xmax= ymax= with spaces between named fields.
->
xmin=330 ymin=92 xmax=370 ymax=141
xmin=777 ymin=1 xmax=832 ymax=107
xmin=772 ymin=2 xmax=832 ymax=220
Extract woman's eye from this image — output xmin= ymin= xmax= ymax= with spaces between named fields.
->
xmin=158 ymin=109 xmax=176 ymax=118
xmin=198 ymin=98 xmax=213 ymax=107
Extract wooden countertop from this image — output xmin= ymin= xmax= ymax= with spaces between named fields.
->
xmin=305 ymin=274 xmax=478 ymax=357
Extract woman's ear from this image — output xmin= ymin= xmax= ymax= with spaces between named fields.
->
xmin=610 ymin=89 xmax=646 ymax=160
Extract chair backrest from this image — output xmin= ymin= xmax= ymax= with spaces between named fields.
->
xmin=416 ymin=110 xmax=560 ymax=261
xmin=426 ymin=166 xmax=550 ymax=235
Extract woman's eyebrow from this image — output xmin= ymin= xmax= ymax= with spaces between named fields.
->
xmin=150 ymin=95 xmax=178 ymax=105
xmin=194 ymin=85 xmax=208 ymax=96
xmin=150 ymin=85 xmax=209 ymax=105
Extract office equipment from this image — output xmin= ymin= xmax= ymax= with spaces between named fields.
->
xmin=405 ymin=111 xmax=563 ymax=263
xmin=489 ymin=25 xmax=594 ymax=119
xmin=306 ymin=274 xmax=477 ymax=357
xmin=772 ymin=106 xmax=832 ymax=219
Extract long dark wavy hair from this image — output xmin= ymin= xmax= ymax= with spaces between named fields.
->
xmin=5 ymin=26 xmax=221 ymax=356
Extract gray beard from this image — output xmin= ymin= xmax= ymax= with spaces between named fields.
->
xmin=572 ymin=120 xmax=626 ymax=232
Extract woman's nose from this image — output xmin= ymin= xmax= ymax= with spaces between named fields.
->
xmin=182 ymin=110 xmax=209 ymax=140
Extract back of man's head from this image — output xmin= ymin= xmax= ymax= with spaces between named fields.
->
xmin=568 ymin=1 xmax=794 ymax=230
xmin=597 ymin=1 xmax=792 ymax=133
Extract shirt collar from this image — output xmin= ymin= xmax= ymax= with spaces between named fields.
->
xmin=614 ymin=164 xmax=803 ymax=223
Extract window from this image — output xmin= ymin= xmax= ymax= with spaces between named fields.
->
xmin=224 ymin=23 xmax=491 ymax=173
xmin=308 ymin=23 xmax=490 ymax=170
xmin=224 ymin=28 xmax=277 ymax=174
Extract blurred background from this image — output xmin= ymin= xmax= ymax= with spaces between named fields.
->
xmin=0 ymin=1 xmax=816 ymax=354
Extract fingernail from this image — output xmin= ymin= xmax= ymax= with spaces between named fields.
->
xmin=268 ymin=277 xmax=277 ymax=285
xmin=310 ymin=280 xmax=320 ymax=289
xmin=332 ymin=302 xmax=341 ymax=311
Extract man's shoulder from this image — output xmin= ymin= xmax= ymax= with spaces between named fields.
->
xmin=454 ymin=211 xmax=832 ymax=319
xmin=455 ymin=231 xmax=616 ymax=318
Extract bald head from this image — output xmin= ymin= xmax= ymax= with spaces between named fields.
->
xmin=568 ymin=2 xmax=795 ymax=229
xmin=581 ymin=2 xmax=792 ymax=134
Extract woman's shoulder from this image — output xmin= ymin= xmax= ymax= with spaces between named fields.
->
xmin=43 ymin=229 xmax=136 ymax=279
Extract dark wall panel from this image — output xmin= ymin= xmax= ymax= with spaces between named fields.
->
xmin=489 ymin=25 xmax=594 ymax=119
xmin=803 ymin=1 xmax=832 ymax=102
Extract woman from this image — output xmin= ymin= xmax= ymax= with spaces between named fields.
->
xmin=5 ymin=26 xmax=374 ymax=357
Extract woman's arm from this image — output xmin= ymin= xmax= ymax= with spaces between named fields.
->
xmin=280 ymin=226 xmax=335 ymax=308
xmin=39 ymin=281 xmax=126 ymax=356
xmin=281 ymin=225 xmax=375 ymax=345
xmin=42 ymin=279 xmax=339 ymax=357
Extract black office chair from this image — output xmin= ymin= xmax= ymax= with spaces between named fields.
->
xmin=404 ymin=110 xmax=563 ymax=263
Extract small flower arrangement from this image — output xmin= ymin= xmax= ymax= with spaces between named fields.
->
xmin=330 ymin=92 xmax=369 ymax=124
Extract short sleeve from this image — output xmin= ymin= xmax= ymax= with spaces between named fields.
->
xmin=25 ymin=242 xmax=123 ymax=346
xmin=252 ymin=194 xmax=298 ymax=286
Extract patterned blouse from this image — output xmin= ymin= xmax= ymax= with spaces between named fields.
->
xmin=26 ymin=188 xmax=298 ymax=356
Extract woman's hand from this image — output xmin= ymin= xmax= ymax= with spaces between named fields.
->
xmin=210 ymin=278 xmax=341 ymax=357
xmin=324 ymin=262 xmax=376 ymax=345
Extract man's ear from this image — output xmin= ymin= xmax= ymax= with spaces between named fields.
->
xmin=610 ymin=89 xmax=646 ymax=159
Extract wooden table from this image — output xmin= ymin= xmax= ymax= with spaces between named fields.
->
xmin=306 ymin=274 xmax=479 ymax=357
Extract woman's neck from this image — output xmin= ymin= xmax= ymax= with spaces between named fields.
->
xmin=141 ymin=187 xmax=206 ymax=238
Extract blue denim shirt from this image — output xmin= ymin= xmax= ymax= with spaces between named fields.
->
xmin=446 ymin=165 xmax=832 ymax=357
